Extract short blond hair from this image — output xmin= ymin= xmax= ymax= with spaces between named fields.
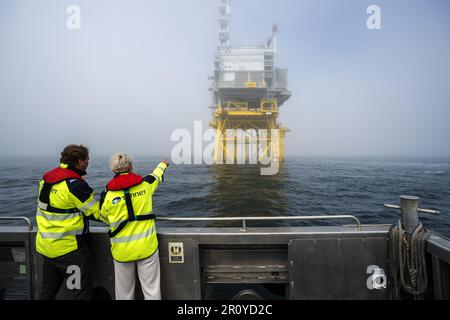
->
xmin=109 ymin=153 xmax=133 ymax=174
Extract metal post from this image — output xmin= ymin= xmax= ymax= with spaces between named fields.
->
xmin=241 ymin=219 xmax=246 ymax=232
xmin=400 ymin=195 xmax=420 ymax=235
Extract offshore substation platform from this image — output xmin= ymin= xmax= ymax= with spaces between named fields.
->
xmin=209 ymin=0 xmax=291 ymax=164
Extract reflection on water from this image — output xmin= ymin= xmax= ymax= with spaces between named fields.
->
xmin=207 ymin=163 xmax=288 ymax=228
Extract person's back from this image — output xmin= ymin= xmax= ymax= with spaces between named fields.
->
xmin=100 ymin=153 xmax=169 ymax=300
xmin=35 ymin=144 xmax=101 ymax=299
xmin=100 ymin=171 xmax=162 ymax=262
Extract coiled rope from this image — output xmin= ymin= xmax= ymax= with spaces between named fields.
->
xmin=390 ymin=221 xmax=429 ymax=299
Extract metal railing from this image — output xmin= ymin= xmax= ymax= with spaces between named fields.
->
xmin=0 ymin=217 xmax=33 ymax=231
xmin=157 ymin=215 xmax=362 ymax=232
xmin=0 ymin=215 xmax=362 ymax=233
xmin=217 ymin=80 xmax=268 ymax=89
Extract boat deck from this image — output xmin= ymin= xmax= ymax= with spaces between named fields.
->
xmin=0 ymin=222 xmax=449 ymax=300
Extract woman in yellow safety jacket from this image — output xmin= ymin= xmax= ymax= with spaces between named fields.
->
xmin=99 ymin=153 xmax=169 ymax=300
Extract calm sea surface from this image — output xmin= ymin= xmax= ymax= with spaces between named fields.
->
xmin=0 ymin=156 xmax=449 ymax=238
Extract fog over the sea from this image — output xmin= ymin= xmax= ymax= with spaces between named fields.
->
xmin=1 ymin=0 xmax=449 ymax=158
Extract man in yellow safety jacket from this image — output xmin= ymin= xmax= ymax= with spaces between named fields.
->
xmin=35 ymin=144 xmax=103 ymax=299
xmin=99 ymin=153 xmax=169 ymax=300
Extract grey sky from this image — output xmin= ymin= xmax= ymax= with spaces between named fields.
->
xmin=0 ymin=0 xmax=449 ymax=158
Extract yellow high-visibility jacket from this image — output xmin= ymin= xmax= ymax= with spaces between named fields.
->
xmin=36 ymin=163 xmax=102 ymax=258
xmin=99 ymin=162 xmax=167 ymax=262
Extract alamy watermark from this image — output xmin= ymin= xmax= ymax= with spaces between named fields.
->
xmin=65 ymin=5 xmax=380 ymax=31
xmin=366 ymin=265 xmax=387 ymax=290
xmin=66 ymin=265 xmax=81 ymax=290
xmin=171 ymin=121 xmax=281 ymax=176
xmin=367 ymin=5 xmax=381 ymax=30
xmin=66 ymin=5 xmax=81 ymax=30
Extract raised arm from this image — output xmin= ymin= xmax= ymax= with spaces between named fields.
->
xmin=145 ymin=160 xmax=169 ymax=194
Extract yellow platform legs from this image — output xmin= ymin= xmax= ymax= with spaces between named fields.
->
xmin=210 ymin=99 xmax=287 ymax=164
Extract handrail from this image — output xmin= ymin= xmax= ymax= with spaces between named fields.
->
xmin=157 ymin=215 xmax=362 ymax=232
xmin=0 ymin=216 xmax=33 ymax=231
xmin=0 ymin=215 xmax=362 ymax=233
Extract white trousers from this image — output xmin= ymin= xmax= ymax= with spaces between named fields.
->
xmin=113 ymin=250 xmax=161 ymax=300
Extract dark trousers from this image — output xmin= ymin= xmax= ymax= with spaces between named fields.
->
xmin=39 ymin=245 xmax=92 ymax=300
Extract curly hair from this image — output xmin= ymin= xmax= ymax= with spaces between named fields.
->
xmin=109 ymin=153 xmax=133 ymax=174
xmin=60 ymin=144 xmax=89 ymax=166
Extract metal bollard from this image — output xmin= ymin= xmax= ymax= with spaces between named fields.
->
xmin=384 ymin=195 xmax=440 ymax=236
xmin=400 ymin=196 xmax=420 ymax=236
